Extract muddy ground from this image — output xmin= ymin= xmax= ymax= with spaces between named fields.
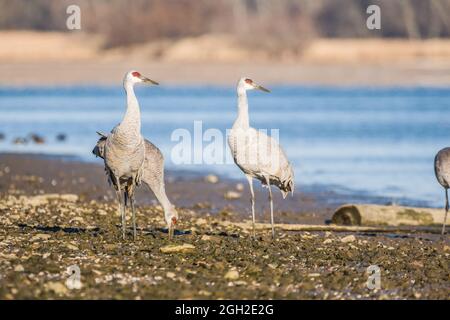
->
xmin=0 ymin=154 xmax=448 ymax=299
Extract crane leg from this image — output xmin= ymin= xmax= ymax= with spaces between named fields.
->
xmin=264 ymin=176 xmax=275 ymax=239
xmin=115 ymin=181 xmax=126 ymax=240
xmin=130 ymin=194 xmax=137 ymax=241
xmin=442 ymin=188 xmax=448 ymax=237
xmin=246 ymin=175 xmax=256 ymax=238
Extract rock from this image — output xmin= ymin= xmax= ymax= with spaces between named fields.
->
xmin=0 ymin=253 xmax=18 ymax=260
xmin=29 ymin=134 xmax=45 ymax=144
xmin=224 ymin=190 xmax=241 ymax=200
xmin=30 ymin=233 xmax=51 ymax=241
xmin=71 ymin=217 xmax=85 ymax=224
xmin=59 ymin=194 xmax=79 ymax=202
xmin=308 ymin=273 xmax=320 ymax=278
xmin=201 ymin=234 xmax=221 ymax=243
xmin=323 ymin=239 xmax=333 ymax=244
xmin=160 ymin=244 xmax=195 ymax=254
xmin=341 ymin=235 xmax=356 ymax=243
xmin=56 ymin=133 xmax=67 ymax=142
xmin=199 ymin=290 xmax=212 ymax=296
xmin=97 ymin=209 xmax=108 ymax=216
xmin=195 ymin=218 xmax=208 ymax=225
xmin=14 ymin=264 xmax=24 ymax=272
xmin=204 ymin=174 xmax=219 ymax=184
xmin=45 ymin=282 xmax=68 ymax=295
xmin=13 ymin=137 xmax=28 ymax=145
xmin=66 ymin=244 xmax=79 ymax=251
xmin=166 ymin=272 xmax=176 ymax=279
xmin=235 ymin=183 xmax=244 ymax=191
xmin=224 ymin=270 xmax=239 ymax=280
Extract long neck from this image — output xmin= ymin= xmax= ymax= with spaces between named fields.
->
xmin=122 ymin=81 xmax=141 ymax=133
xmin=234 ymin=88 xmax=250 ymax=129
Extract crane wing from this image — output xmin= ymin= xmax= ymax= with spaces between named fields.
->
xmin=228 ymin=127 xmax=294 ymax=196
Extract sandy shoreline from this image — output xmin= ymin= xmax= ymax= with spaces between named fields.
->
xmin=2 ymin=60 xmax=450 ymax=87
xmin=1 ymin=32 xmax=450 ymax=87
xmin=0 ymin=153 xmax=448 ymax=299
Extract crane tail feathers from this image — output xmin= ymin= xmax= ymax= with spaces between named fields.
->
xmin=280 ymin=179 xmax=294 ymax=199
xmin=92 ymin=134 xmax=107 ymax=159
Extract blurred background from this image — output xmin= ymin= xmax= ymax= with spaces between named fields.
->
xmin=0 ymin=0 xmax=449 ymax=207
xmin=0 ymin=0 xmax=449 ymax=85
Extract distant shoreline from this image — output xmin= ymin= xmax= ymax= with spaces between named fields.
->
xmin=0 ymin=32 xmax=449 ymax=87
xmin=2 ymin=60 xmax=450 ymax=87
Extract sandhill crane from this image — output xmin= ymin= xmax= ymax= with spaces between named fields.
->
xmin=434 ymin=147 xmax=450 ymax=236
xmin=228 ymin=77 xmax=294 ymax=239
xmin=93 ymin=132 xmax=178 ymax=239
xmin=98 ymin=70 xmax=176 ymax=240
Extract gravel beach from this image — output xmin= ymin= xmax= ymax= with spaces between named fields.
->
xmin=0 ymin=153 xmax=448 ymax=299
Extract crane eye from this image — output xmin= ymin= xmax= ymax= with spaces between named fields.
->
xmin=245 ymin=78 xmax=253 ymax=84
xmin=132 ymin=71 xmax=141 ymax=77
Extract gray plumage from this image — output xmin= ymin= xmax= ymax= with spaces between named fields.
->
xmin=434 ymin=147 xmax=450 ymax=236
xmin=93 ymin=132 xmax=178 ymax=235
xmin=95 ymin=70 xmax=176 ymax=240
xmin=228 ymin=77 xmax=294 ymax=239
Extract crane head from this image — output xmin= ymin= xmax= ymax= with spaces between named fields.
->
xmin=238 ymin=77 xmax=270 ymax=93
xmin=124 ymin=70 xmax=159 ymax=86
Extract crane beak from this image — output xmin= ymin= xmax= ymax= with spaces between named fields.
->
xmin=140 ymin=75 xmax=159 ymax=85
xmin=255 ymin=84 xmax=270 ymax=93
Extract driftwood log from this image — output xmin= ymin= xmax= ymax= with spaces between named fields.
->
xmin=332 ymin=204 xmax=449 ymax=227
xmin=219 ymin=221 xmax=442 ymax=234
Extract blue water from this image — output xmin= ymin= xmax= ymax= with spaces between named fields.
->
xmin=0 ymin=85 xmax=449 ymax=207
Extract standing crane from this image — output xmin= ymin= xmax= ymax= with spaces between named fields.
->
xmin=228 ymin=77 xmax=294 ymax=239
xmin=434 ymin=147 xmax=450 ymax=236
xmin=99 ymin=70 xmax=176 ymax=240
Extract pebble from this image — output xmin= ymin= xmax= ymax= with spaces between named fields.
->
xmin=308 ymin=273 xmax=320 ymax=278
xmin=224 ymin=270 xmax=239 ymax=280
xmin=323 ymin=239 xmax=333 ymax=244
xmin=235 ymin=183 xmax=244 ymax=191
xmin=56 ymin=133 xmax=67 ymax=142
xmin=204 ymin=174 xmax=219 ymax=184
xmin=45 ymin=282 xmax=68 ymax=295
xmin=224 ymin=191 xmax=241 ymax=200
xmin=341 ymin=235 xmax=356 ymax=243
xmin=14 ymin=264 xmax=24 ymax=272
xmin=160 ymin=244 xmax=195 ymax=254
xmin=66 ymin=244 xmax=79 ymax=251
xmin=195 ymin=218 xmax=208 ymax=225
xmin=30 ymin=233 xmax=51 ymax=241
xmin=71 ymin=217 xmax=85 ymax=223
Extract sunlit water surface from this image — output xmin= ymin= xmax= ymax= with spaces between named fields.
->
xmin=0 ymin=85 xmax=449 ymax=207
